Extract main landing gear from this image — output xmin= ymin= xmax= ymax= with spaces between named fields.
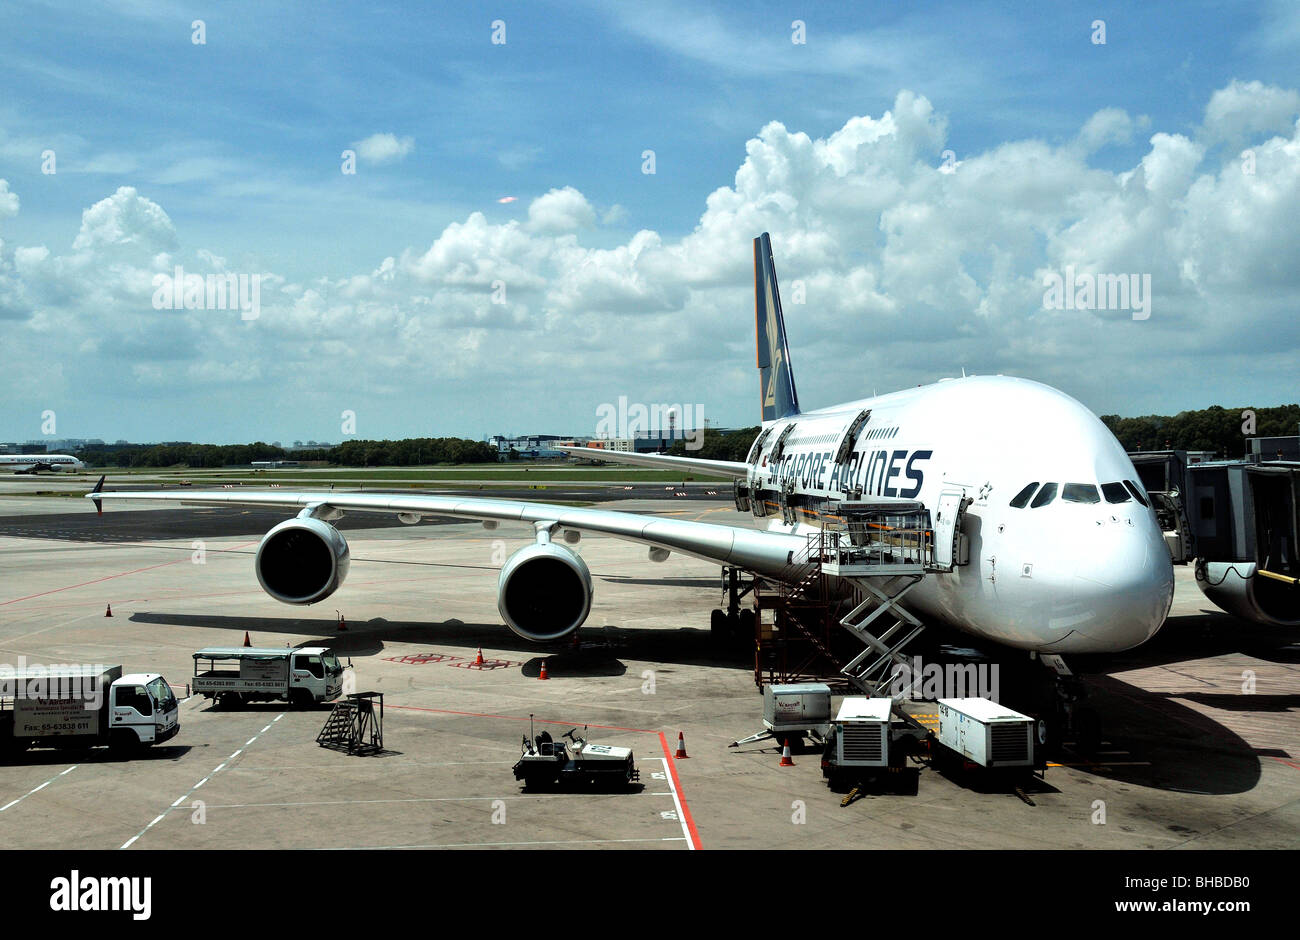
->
xmin=712 ymin=567 xmax=756 ymax=647
xmin=1025 ymin=653 xmax=1102 ymax=758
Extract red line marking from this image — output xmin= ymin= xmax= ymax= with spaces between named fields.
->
xmin=383 ymin=704 xmax=703 ymax=848
xmin=0 ymin=540 xmax=260 ymax=607
xmin=1269 ymin=756 xmax=1300 ymax=771
xmin=659 ymin=732 xmax=702 ymax=850
xmin=0 ymin=557 xmax=190 ymax=606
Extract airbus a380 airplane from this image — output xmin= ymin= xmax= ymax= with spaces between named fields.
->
xmin=1 ymin=454 xmax=84 ymax=474
xmin=86 ymin=234 xmax=1174 ymax=666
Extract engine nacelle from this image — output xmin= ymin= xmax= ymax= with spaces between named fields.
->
xmin=1196 ymin=560 xmax=1300 ymax=627
xmin=497 ymin=542 xmax=593 ymax=641
xmin=255 ymin=517 xmax=351 ymax=605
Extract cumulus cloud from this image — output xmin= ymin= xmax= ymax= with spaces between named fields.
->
xmin=526 ymin=186 xmax=597 ymax=234
xmin=3 ymin=84 xmax=1299 ymax=438
xmin=352 ymin=133 xmax=415 ymax=164
xmin=71 ymin=186 xmax=177 ymax=254
xmin=1203 ymin=80 xmax=1300 ymax=145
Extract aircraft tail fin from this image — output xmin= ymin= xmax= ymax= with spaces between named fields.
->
xmin=753 ymin=233 xmax=801 ymax=422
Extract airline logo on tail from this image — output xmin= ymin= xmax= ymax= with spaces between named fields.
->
xmin=753 ymin=233 xmax=801 ymax=422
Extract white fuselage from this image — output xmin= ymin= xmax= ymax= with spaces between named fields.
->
xmin=0 ymin=454 xmax=84 ymax=472
xmin=748 ymin=375 xmax=1174 ymax=654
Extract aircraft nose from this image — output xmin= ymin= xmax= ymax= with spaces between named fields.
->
xmin=1071 ymin=519 xmax=1174 ymax=651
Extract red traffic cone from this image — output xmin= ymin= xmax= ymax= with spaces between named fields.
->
xmin=242 ymin=631 xmax=251 ymax=647
xmin=779 ymin=739 xmax=795 ymax=766
xmin=474 ymin=647 xmax=485 ymax=666
xmin=337 ymin=611 xmax=347 ymax=632
xmin=105 ymin=603 xmax=113 ymax=617
xmin=675 ymin=732 xmax=689 ymax=759
xmin=538 ymin=659 xmax=549 ymax=680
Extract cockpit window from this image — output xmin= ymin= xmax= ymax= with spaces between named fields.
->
xmin=1101 ymin=482 xmax=1131 ymax=504
xmin=1030 ymin=482 xmax=1058 ymax=508
xmin=1009 ymin=483 xmax=1039 ymax=508
xmin=1061 ymin=483 xmax=1100 ymax=504
xmin=1123 ymin=480 xmax=1150 ymax=507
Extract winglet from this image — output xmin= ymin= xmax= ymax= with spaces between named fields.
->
xmin=91 ymin=475 xmax=105 ymax=515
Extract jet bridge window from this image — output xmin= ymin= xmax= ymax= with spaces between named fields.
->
xmin=1062 ymin=483 xmax=1100 ymax=504
xmin=1030 ymin=483 xmax=1058 ymax=508
xmin=1101 ymin=482 xmax=1131 ymax=504
xmin=1009 ymin=483 xmax=1040 ymax=508
xmin=1123 ymin=480 xmax=1150 ymax=507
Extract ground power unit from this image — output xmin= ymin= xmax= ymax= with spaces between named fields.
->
xmin=937 ymin=697 xmax=1035 ymax=768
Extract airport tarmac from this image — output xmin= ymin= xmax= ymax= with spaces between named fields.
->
xmin=0 ymin=485 xmax=1296 ymax=850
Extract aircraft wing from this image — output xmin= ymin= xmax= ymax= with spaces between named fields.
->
xmin=553 ymin=445 xmax=749 ymax=479
xmin=86 ymin=487 xmax=805 ymax=578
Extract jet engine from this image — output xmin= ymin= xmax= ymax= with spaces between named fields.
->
xmin=497 ymin=542 xmax=593 ymax=641
xmin=254 ymin=517 xmax=351 ymax=605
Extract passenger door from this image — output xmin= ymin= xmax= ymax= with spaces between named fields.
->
xmin=933 ymin=490 xmax=969 ymax=571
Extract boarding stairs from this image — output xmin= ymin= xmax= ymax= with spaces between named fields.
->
xmin=317 ymin=691 xmax=385 ymax=755
xmin=754 ymin=501 xmax=957 ymax=700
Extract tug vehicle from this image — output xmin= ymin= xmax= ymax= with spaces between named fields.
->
xmin=512 ymin=721 xmax=640 ymax=791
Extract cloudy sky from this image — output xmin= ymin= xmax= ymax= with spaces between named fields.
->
xmin=1 ymin=1 xmax=1298 ymax=444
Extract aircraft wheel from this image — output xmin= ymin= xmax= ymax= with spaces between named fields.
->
xmin=1075 ymin=708 xmax=1102 ymax=757
xmin=710 ymin=608 xmax=729 ymax=640
xmin=735 ymin=609 xmax=756 ymax=650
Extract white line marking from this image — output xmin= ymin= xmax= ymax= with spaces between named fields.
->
xmin=658 ymin=757 xmax=694 ymax=849
xmin=199 ymin=792 xmax=673 ymax=809
xmin=119 ymin=712 xmax=284 ymax=849
xmin=0 ymin=765 xmax=77 ymax=813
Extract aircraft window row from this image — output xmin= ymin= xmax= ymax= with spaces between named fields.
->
xmin=1011 ymin=480 xmax=1148 ymax=508
xmin=865 ymin=426 xmax=897 ymax=440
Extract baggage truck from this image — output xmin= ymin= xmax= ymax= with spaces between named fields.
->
xmin=0 ymin=664 xmax=179 ymax=755
xmin=193 ymin=647 xmax=344 ymax=707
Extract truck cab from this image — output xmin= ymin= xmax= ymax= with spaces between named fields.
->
xmin=111 ymin=674 xmax=180 ymax=747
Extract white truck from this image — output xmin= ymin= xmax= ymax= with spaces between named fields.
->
xmin=193 ymin=647 xmax=344 ymax=708
xmin=0 ymin=664 xmax=179 ymax=755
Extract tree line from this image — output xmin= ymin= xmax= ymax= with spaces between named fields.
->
xmin=73 ymin=437 xmax=499 ymax=469
xmin=65 ymin=403 xmax=1299 ymax=470
xmin=1099 ymin=404 xmax=1299 ymax=459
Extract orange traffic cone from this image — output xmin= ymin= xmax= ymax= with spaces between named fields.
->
xmin=474 ymin=647 xmax=485 ymax=666
xmin=779 ymin=739 xmax=795 ymax=766
xmin=675 ymin=732 xmax=689 ymax=759
xmin=538 ymin=659 xmax=549 ymax=680
xmin=242 ymin=631 xmax=251 ymax=647
xmin=105 ymin=604 xmax=113 ymax=617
